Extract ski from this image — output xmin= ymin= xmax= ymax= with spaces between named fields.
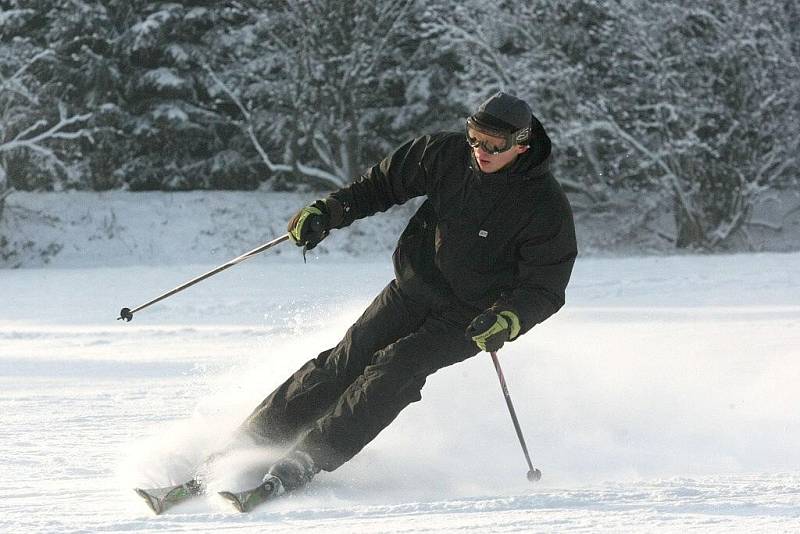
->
xmin=218 ymin=476 xmax=284 ymax=513
xmin=134 ymin=478 xmax=204 ymax=515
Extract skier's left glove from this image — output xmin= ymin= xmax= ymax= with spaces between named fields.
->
xmin=466 ymin=308 xmax=521 ymax=352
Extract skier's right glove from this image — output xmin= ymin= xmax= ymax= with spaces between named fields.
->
xmin=288 ymin=198 xmax=342 ymax=251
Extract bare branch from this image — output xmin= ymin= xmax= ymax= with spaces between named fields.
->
xmin=9 ymin=119 xmax=48 ymax=145
xmin=359 ymin=0 xmax=415 ymax=80
xmin=747 ymin=219 xmax=783 ymax=231
xmin=1 ymin=112 xmax=92 ymax=154
xmin=557 ymin=177 xmax=602 ymax=202
xmin=244 ymin=123 xmax=292 ymax=174
xmin=584 ymin=117 xmax=702 ymax=231
xmin=424 ymin=17 xmax=512 ymax=87
xmin=0 ymin=50 xmax=54 ymax=92
xmin=296 ymin=160 xmax=346 ymax=188
xmin=203 ymin=64 xmax=251 ymax=122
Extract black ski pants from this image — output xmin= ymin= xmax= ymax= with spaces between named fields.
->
xmin=242 ymin=280 xmax=480 ymax=472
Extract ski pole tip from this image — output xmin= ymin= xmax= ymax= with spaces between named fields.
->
xmin=118 ymin=307 xmax=133 ymax=322
xmin=527 ymin=468 xmax=542 ymax=482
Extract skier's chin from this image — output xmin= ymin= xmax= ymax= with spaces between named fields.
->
xmin=477 ymin=158 xmax=496 ymax=172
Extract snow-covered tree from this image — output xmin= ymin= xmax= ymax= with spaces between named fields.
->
xmin=110 ymin=1 xmax=258 ymax=190
xmin=0 ymin=21 xmax=93 ymax=202
xmin=2 ymin=1 xmax=126 ymax=192
xmin=581 ymin=0 xmax=800 ymax=249
xmin=2 ymin=0 xmax=797 ymax=252
xmin=209 ymin=0 xmax=460 ymax=190
xmin=430 ymin=0 xmax=800 ymax=250
xmin=421 ymin=0 xmax=621 ymax=203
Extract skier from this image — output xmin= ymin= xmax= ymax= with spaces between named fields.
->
xmin=237 ymin=91 xmax=578 ymax=501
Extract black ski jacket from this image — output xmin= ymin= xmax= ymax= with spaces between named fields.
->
xmin=328 ymin=126 xmax=577 ymax=336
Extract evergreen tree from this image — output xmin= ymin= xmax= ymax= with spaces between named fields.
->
xmin=208 ymin=0 xmax=461 ymax=190
xmin=0 ymin=0 xmax=94 ymax=194
xmin=111 ymin=1 xmax=256 ymax=190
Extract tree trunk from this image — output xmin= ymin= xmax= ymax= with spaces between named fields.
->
xmin=0 ymin=187 xmax=10 ymax=224
xmin=674 ymin=195 xmax=705 ymax=249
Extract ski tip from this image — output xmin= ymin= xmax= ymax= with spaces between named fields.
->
xmin=134 ymin=488 xmax=163 ymax=515
xmin=218 ymin=491 xmax=246 ymax=513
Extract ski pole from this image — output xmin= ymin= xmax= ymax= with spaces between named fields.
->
xmin=490 ymin=350 xmax=542 ymax=482
xmin=118 ymin=233 xmax=290 ymax=322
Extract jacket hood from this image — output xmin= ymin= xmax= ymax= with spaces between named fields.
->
xmin=525 ymin=114 xmax=552 ymax=168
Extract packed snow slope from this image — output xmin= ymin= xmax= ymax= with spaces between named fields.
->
xmin=1 ymin=192 xmax=799 ymax=532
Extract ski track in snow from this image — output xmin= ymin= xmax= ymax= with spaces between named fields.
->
xmin=1 ymin=254 xmax=799 ymax=532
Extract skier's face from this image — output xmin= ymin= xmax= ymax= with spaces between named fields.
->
xmin=467 ymin=129 xmax=528 ymax=173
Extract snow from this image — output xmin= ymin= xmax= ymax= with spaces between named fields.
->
xmin=1 ymin=193 xmax=799 ymax=532
xmin=0 ymin=191 xmax=413 ymax=268
xmin=142 ymin=68 xmax=188 ymax=91
xmin=152 ymin=104 xmax=189 ymax=123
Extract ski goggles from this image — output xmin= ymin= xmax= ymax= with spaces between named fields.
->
xmin=465 ymin=116 xmax=530 ymax=155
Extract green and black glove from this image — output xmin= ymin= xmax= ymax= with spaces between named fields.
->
xmin=466 ymin=308 xmax=521 ymax=352
xmin=288 ymin=199 xmax=340 ymax=251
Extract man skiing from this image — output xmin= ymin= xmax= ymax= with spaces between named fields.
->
xmin=135 ymin=91 xmax=577 ymax=514
xmin=237 ymin=91 xmax=578 ymax=504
